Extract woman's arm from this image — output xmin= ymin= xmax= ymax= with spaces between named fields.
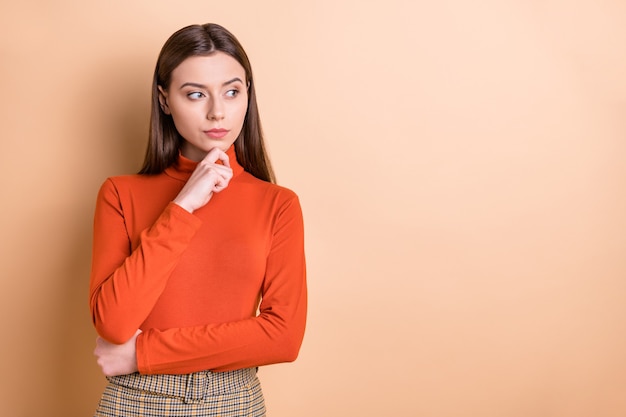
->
xmin=90 ymin=148 xmax=232 ymax=344
xmin=94 ymin=194 xmax=306 ymax=376
xmin=89 ymin=181 xmax=202 ymax=344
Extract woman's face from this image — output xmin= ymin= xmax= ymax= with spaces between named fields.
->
xmin=159 ymin=52 xmax=248 ymax=161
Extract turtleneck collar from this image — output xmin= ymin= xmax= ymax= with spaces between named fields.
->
xmin=164 ymin=145 xmax=244 ymax=181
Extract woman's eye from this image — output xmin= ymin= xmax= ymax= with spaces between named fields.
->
xmin=225 ymin=89 xmax=239 ymax=98
xmin=187 ymin=92 xmax=205 ymax=99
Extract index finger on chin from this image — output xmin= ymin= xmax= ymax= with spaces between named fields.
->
xmin=203 ymin=147 xmax=228 ymax=165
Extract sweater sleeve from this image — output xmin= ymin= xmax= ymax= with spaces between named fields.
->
xmin=136 ymin=194 xmax=307 ymax=374
xmin=89 ymin=178 xmax=202 ymax=344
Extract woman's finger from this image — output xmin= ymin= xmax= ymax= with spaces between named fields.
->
xmin=201 ymin=147 xmax=230 ymax=167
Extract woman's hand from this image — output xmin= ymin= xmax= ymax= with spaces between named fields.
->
xmin=94 ymin=329 xmax=141 ymax=376
xmin=173 ymin=148 xmax=233 ymax=213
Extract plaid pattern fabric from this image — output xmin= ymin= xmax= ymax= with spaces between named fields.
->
xmin=94 ymin=368 xmax=265 ymax=417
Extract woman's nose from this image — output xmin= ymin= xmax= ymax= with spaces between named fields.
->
xmin=207 ymin=99 xmax=225 ymax=120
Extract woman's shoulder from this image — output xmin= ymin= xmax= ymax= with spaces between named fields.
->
xmin=238 ymin=171 xmax=299 ymax=200
xmin=96 ymin=173 xmax=168 ymax=201
xmin=103 ymin=172 xmax=169 ymax=186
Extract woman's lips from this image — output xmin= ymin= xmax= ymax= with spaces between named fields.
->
xmin=205 ymin=128 xmax=229 ymax=139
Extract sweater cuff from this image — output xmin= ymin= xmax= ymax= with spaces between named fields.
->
xmin=165 ymin=201 xmax=202 ymax=229
xmin=136 ymin=332 xmax=151 ymax=374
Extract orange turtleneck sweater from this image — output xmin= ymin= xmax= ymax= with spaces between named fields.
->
xmin=89 ymin=146 xmax=306 ymax=375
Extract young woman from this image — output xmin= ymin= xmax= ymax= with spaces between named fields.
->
xmin=89 ymin=23 xmax=307 ymax=417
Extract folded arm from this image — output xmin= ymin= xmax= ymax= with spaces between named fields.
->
xmin=89 ymin=179 xmax=202 ymax=344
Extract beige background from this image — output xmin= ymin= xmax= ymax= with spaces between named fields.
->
xmin=1 ymin=1 xmax=625 ymax=416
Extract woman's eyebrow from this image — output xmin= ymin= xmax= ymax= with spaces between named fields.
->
xmin=179 ymin=82 xmax=207 ymax=90
xmin=179 ymin=78 xmax=244 ymax=90
xmin=223 ymin=77 xmax=244 ymax=86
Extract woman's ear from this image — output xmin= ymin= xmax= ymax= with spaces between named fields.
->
xmin=157 ymin=86 xmax=171 ymax=115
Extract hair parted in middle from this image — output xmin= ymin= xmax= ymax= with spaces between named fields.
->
xmin=139 ymin=23 xmax=275 ymax=183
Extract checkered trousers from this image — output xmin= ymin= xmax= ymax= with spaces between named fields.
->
xmin=94 ymin=367 xmax=265 ymax=417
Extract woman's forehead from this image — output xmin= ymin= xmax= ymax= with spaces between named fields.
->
xmin=170 ymin=52 xmax=246 ymax=87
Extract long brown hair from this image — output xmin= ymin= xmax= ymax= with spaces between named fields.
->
xmin=138 ymin=23 xmax=275 ymax=183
